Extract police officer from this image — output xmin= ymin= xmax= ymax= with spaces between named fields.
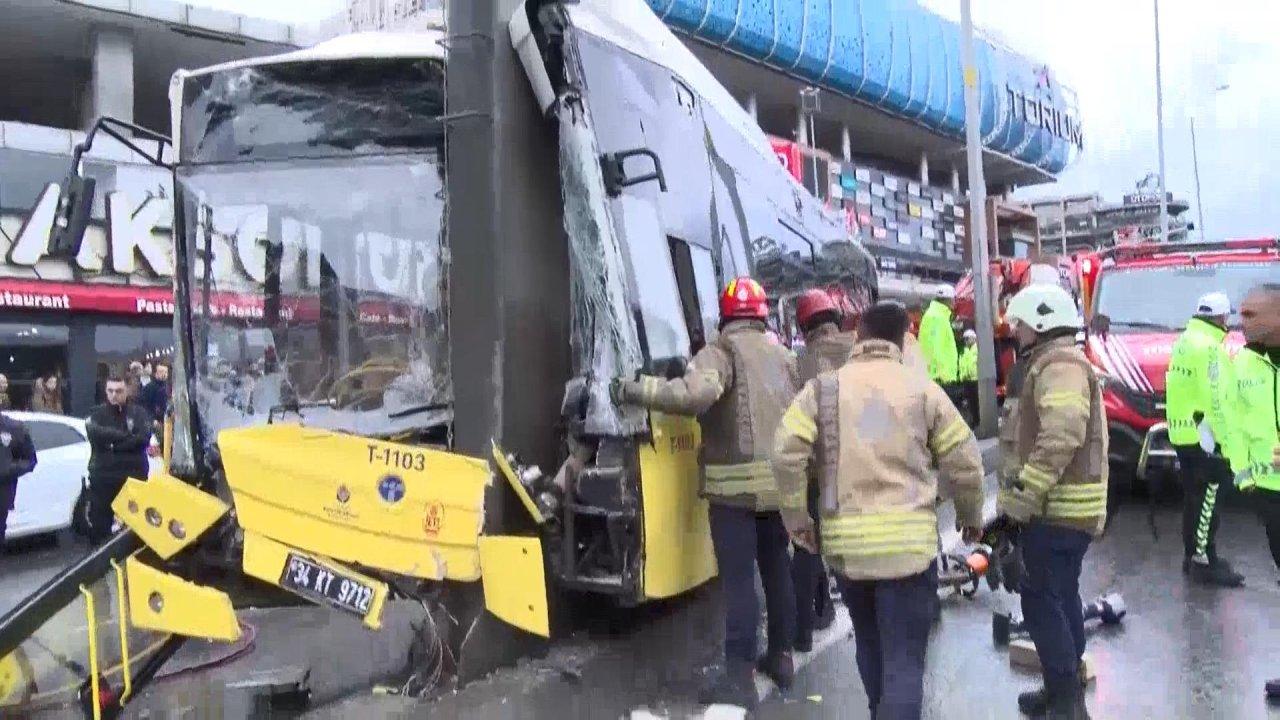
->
xmin=958 ymin=329 xmax=979 ymax=425
xmin=919 ymin=285 xmax=960 ymax=390
xmin=790 ymin=288 xmax=854 ymax=651
xmin=998 ymin=284 xmax=1107 ymax=720
xmin=613 ymin=277 xmax=798 ymax=708
xmin=773 ymin=301 xmax=984 ymax=720
xmin=0 ymin=412 xmax=38 ymax=548
xmin=1166 ymin=291 xmax=1243 ymax=586
xmin=86 ymin=376 xmax=154 ymax=545
xmin=1228 ymin=284 xmax=1280 ymax=698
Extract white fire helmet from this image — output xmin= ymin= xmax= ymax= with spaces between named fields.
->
xmin=1195 ymin=291 xmax=1231 ymax=318
xmin=934 ymin=284 xmax=956 ymax=301
xmin=1005 ymin=284 xmax=1081 ymax=334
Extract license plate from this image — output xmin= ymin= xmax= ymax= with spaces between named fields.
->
xmin=279 ymin=553 xmax=374 ymax=617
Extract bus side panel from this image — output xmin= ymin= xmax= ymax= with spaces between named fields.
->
xmin=639 ymin=412 xmax=717 ymax=599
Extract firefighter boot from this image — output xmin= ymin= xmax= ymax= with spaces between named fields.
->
xmin=1018 ymin=665 xmax=1090 ymax=716
xmin=756 ymin=650 xmax=795 ymax=691
xmin=700 ymin=658 xmax=757 ymax=710
xmin=1045 ymin=683 xmax=1090 ymax=720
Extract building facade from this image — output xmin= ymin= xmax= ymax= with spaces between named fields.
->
xmin=0 ymin=0 xmax=307 ymax=415
xmin=1027 ymin=178 xmax=1192 ymax=254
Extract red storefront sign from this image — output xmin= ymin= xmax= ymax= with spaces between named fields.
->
xmin=0 ymin=279 xmax=415 ymax=326
xmin=768 ymin=137 xmax=804 ymax=183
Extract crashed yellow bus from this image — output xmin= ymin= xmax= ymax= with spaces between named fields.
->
xmin=0 ymin=0 xmax=876 ymax=714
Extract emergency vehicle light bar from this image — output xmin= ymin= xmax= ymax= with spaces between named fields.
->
xmin=1102 ymin=238 xmax=1279 ymax=262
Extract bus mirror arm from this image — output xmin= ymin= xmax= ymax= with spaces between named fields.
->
xmin=600 ymin=148 xmax=667 ymax=197
xmin=48 ymin=117 xmax=171 ymax=259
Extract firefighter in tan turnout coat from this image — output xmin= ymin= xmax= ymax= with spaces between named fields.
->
xmin=613 ymin=276 xmax=798 ymax=708
xmin=772 ymin=301 xmax=985 ymax=720
xmin=998 ymin=283 xmax=1108 ymax=720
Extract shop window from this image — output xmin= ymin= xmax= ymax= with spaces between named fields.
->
xmin=0 ymin=323 xmax=69 ymax=411
xmin=25 ymin=420 xmax=84 ymax=451
xmin=93 ymin=325 xmax=175 ymax=374
xmin=94 ymin=323 xmax=175 ymax=404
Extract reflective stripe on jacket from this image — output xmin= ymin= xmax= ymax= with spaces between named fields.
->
xmin=627 ymin=319 xmax=798 ymax=510
xmin=1165 ymin=317 xmax=1231 ymax=447
xmin=997 ymin=336 xmax=1109 ymax=535
xmin=772 ymin=339 xmax=985 ymax=580
xmin=919 ymin=300 xmax=959 ymax=384
xmin=1230 ymin=345 xmax=1279 ymax=492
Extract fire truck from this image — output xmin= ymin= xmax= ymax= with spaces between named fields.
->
xmin=1077 ymin=239 xmax=1279 ymax=488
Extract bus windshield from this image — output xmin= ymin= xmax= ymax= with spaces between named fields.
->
xmin=169 ymin=58 xmax=449 ymax=474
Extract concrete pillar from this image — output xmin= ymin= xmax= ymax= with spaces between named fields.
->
xmin=841 ymin=124 xmax=852 ymax=162
xmin=951 ymin=166 xmax=961 ymax=194
xmin=919 ymin=152 xmax=930 ymax=188
xmin=87 ymin=26 xmax=134 ymax=126
xmin=745 ymin=93 xmax=758 ymax=122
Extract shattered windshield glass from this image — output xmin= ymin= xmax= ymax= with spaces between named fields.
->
xmin=175 ymin=154 xmax=450 ymax=444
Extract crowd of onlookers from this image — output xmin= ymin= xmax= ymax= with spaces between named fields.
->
xmin=0 ymin=358 xmax=170 ymax=420
xmin=0 ymin=371 xmax=64 ymax=414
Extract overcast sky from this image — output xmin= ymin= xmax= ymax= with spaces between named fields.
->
xmin=196 ymin=0 xmax=1277 ymax=239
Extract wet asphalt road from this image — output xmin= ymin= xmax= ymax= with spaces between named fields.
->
xmin=5 ymin=496 xmax=1280 ymax=718
xmin=768 ymin=500 xmax=1280 ymax=720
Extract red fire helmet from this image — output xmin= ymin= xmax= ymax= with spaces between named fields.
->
xmin=719 ymin=277 xmax=770 ymax=321
xmin=795 ymin=288 xmax=839 ymax=329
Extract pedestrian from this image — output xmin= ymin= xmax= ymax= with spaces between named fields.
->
xmin=0 ymin=411 xmax=38 ymax=549
xmin=790 ymin=289 xmax=854 ymax=652
xmin=0 ymin=374 xmax=11 ymax=411
xmin=31 ymin=374 xmax=64 ymax=414
xmin=140 ymin=363 xmax=170 ymax=424
xmin=1224 ymin=284 xmax=1280 ymax=699
xmin=918 ymin=285 xmax=961 ymax=401
xmin=772 ymin=300 xmax=985 ymax=720
xmin=127 ymin=360 xmax=147 ymax=400
xmin=1165 ymin=291 xmax=1243 ymax=586
xmin=85 ymin=376 xmax=154 ymax=545
xmin=958 ymin=328 xmax=979 ymax=425
xmin=997 ymin=284 xmax=1108 ymax=720
xmin=612 ymin=276 xmax=798 ymax=708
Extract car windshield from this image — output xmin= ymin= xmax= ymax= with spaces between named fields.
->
xmin=1094 ymin=261 xmax=1279 ymax=331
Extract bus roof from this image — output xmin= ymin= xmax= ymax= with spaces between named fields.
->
xmin=179 ymin=30 xmax=448 ymax=80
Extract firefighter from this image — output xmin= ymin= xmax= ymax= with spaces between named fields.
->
xmin=1166 ymin=291 xmax=1244 ymax=586
xmin=612 ymin=276 xmax=798 ymax=707
xmin=919 ymin=285 xmax=959 ymax=385
xmin=772 ymin=300 xmax=984 ymax=720
xmin=1230 ymin=284 xmax=1280 ymax=698
xmin=790 ymin=288 xmax=853 ymax=651
xmin=998 ymin=284 xmax=1107 ymax=720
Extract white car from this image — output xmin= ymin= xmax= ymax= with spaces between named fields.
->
xmin=4 ymin=411 xmax=161 ymax=542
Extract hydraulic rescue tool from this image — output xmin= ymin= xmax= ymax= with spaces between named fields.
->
xmin=935 ymin=516 xmax=1127 ymax=647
